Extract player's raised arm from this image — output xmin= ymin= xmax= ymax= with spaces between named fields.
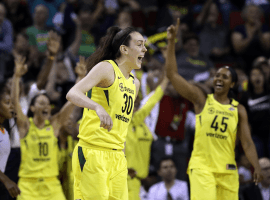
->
xmin=166 ymin=19 xmax=206 ymax=113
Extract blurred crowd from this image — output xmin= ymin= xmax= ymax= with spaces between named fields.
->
xmin=0 ymin=0 xmax=270 ymax=199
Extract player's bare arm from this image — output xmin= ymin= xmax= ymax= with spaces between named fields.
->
xmin=237 ymin=104 xmax=263 ymax=185
xmin=166 ymin=18 xmax=206 ymax=114
xmin=66 ymin=61 xmax=115 ymax=131
xmin=11 ymin=56 xmax=30 ymax=138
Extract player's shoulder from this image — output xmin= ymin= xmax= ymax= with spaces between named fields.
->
xmin=89 ymin=61 xmax=115 ymax=82
xmin=92 ymin=61 xmax=114 ymax=73
xmin=237 ymin=104 xmax=246 ymax=113
xmin=237 ymin=103 xmax=247 ymax=119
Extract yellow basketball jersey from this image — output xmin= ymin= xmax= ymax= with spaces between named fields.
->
xmin=188 ymin=94 xmax=239 ymax=173
xmin=78 ymin=60 xmax=136 ymax=150
xmin=19 ymin=118 xmax=59 ymax=178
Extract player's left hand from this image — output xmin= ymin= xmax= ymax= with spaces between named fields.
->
xmin=128 ymin=168 xmax=137 ymax=179
xmin=253 ymin=167 xmax=263 ymax=185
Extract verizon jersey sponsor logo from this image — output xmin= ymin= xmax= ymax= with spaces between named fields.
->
xmin=115 ymin=114 xmax=130 ymax=123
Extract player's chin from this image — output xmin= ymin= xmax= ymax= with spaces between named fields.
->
xmin=134 ymin=62 xmax=142 ymax=69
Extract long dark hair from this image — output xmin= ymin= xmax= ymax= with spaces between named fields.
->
xmin=0 ymin=80 xmax=8 ymax=102
xmin=248 ymin=66 xmax=269 ymax=95
xmin=27 ymin=93 xmax=51 ymax=118
xmin=0 ymin=79 xmax=12 ymax=133
xmin=86 ymin=26 xmax=136 ymax=72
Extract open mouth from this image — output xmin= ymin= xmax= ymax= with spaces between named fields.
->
xmin=42 ymin=110 xmax=49 ymax=116
xmin=216 ymin=83 xmax=223 ymax=88
xmin=138 ymin=56 xmax=144 ymax=62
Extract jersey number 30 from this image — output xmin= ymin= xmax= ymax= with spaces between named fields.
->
xmin=211 ymin=115 xmax=228 ymax=132
xmin=122 ymin=93 xmax=133 ymax=115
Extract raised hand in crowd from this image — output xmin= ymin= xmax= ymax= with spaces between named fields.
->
xmin=46 ymin=31 xmax=61 ymax=57
xmin=75 ymin=56 xmax=87 ymax=82
xmin=36 ymin=31 xmax=61 ymax=90
xmin=14 ymin=56 xmax=28 ymax=78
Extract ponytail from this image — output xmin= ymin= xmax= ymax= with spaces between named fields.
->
xmin=86 ymin=26 xmax=136 ymax=73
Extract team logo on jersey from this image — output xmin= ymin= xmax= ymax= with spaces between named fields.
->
xmin=119 ymin=83 xmax=124 ymax=92
xmin=208 ymin=107 xmax=215 ymax=114
xmin=119 ymin=83 xmax=135 ymax=94
xmin=46 ymin=127 xmax=51 ymax=131
xmin=229 ymin=107 xmax=235 ymax=111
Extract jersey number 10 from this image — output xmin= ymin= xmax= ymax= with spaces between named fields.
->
xmin=39 ymin=142 xmax=49 ymax=156
xmin=211 ymin=115 xmax=228 ymax=133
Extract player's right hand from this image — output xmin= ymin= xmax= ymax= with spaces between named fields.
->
xmin=4 ymin=178 xmax=21 ymax=198
xmin=95 ymin=105 xmax=113 ymax=132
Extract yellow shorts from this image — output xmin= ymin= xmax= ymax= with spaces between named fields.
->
xmin=188 ymin=168 xmax=239 ymax=200
xmin=72 ymin=143 xmax=128 ymax=200
xmin=17 ymin=177 xmax=66 ymax=200
xmin=127 ymin=176 xmax=141 ymax=200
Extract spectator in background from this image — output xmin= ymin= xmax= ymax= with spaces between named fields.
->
xmin=176 ymin=33 xmax=214 ymax=82
xmin=231 ymin=4 xmax=270 ymax=73
xmin=150 ymin=81 xmax=195 ymax=181
xmin=116 ymin=10 xmax=133 ymax=30
xmin=148 ymin=157 xmax=189 ymax=200
xmin=195 ymin=0 xmax=230 ymax=61
xmin=26 ymin=4 xmax=50 ymax=70
xmin=27 ymin=0 xmax=64 ymax=28
xmin=4 ymin=33 xmax=30 ymax=80
xmin=242 ymin=157 xmax=270 ymax=200
xmin=4 ymin=0 xmax=32 ymax=36
xmin=126 ymin=73 xmax=168 ymax=200
xmin=77 ymin=6 xmax=97 ymax=58
xmin=239 ymin=66 xmax=270 ymax=158
xmin=252 ymin=56 xmax=270 ymax=84
xmin=0 ymin=3 xmax=13 ymax=82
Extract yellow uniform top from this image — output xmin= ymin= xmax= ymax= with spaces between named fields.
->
xmin=126 ymin=86 xmax=164 ymax=179
xmin=19 ymin=118 xmax=59 ymax=178
xmin=188 ymin=94 xmax=239 ymax=173
xmin=79 ymin=60 xmax=136 ymax=150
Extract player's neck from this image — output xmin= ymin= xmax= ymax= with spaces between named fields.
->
xmin=115 ymin=58 xmax=133 ymax=79
xmin=33 ymin=115 xmax=45 ymax=129
xmin=213 ymin=93 xmax=230 ymax=105
xmin=164 ymin=179 xmax=175 ymax=190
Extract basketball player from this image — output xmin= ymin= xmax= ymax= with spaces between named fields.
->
xmin=66 ymin=26 xmax=146 ymax=199
xmin=166 ymin=19 xmax=262 ymax=200
xmin=12 ymin=56 xmax=78 ymax=200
